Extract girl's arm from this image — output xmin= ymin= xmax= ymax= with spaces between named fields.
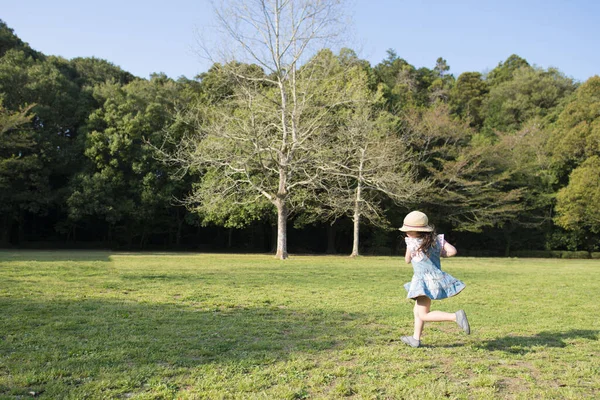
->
xmin=405 ymin=246 xmax=412 ymax=263
xmin=443 ymin=241 xmax=457 ymax=257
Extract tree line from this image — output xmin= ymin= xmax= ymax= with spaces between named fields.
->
xmin=1 ymin=17 xmax=599 ymax=257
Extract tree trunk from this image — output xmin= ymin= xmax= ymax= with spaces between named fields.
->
xmin=274 ymin=199 xmax=288 ymax=259
xmin=350 ymin=183 xmax=362 ymax=257
xmin=350 ymin=213 xmax=360 ymax=257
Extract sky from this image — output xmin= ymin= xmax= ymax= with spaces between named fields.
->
xmin=2 ymin=0 xmax=599 ymax=82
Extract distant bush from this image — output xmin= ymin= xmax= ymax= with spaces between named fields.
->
xmin=510 ymin=250 xmax=592 ymax=259
xmin=561 ymin=251 xmax=590 ymax=259
xmin=591 ymin=252 xmax=600 ymax=259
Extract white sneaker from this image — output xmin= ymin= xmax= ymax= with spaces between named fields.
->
xmin=455 ymin=310 xmax=470 ymax=334
xmin=401 ymin=336 xmax=421 ymax=348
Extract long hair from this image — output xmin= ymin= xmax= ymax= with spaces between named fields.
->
xmin=417 ymin=226 xmax=437 ymax=253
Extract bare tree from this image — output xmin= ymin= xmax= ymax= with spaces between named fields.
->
xmin=172 ymin=0 xmax=350 ymax=259
xmin=315 ymin=73 xmax=428 ymax=256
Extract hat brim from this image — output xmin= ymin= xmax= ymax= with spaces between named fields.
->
xmin=399 ymin=225 xmax=433 ymax=232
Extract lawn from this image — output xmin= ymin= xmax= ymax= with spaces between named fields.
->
xmin=0 ymin=251 xmax=598 ymax=399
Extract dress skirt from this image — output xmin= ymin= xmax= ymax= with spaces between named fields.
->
xmin=404 ymin=263 xmax=465 ymax=300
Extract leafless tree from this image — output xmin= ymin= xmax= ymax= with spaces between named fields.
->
xmin=315 ymin=75 xmax=428 ymax=256
xmin=175 ymin=0 xmax=350 ymax=259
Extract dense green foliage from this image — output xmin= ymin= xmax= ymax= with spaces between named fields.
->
xmin=0 ymin=19 xmax=598 ymax=254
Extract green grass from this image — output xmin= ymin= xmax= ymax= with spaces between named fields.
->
xmin=0 ymin=251 xmax=598 ymax=399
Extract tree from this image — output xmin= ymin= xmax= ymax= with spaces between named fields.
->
xmin=373 ymin=55 xmax=451 ymax=109
xmin=555 ymin=156 xmax=600 ymax=239
xmin=164 ymin=64 xmax=278 ymax=239
xmin=171 ymin=0 xmax=349 ymax=259
xmin=69 ymin=57 xmax=136 ymax=88
xmin=310 ymin=64 xmax=426 ymax=256
xmin=327 ymin=112 xmax=426 ymax=256
xmin=0 ymin=48 xmax=84 ymax=243
xmin=402 ymin=103 xmax=522 ymax=234
xmin=548 ymin=76 xmax=600 ymax=180
xmin=0 ymin=101 xmax=47 ymax=244
xmin=68 ymin=75 xmax=188 ymax=247
xmin=372 ymin=50 xmax=418 ymax=110
xmin=482 ymin=66 xmax=576 ymax=134
xmin=481 ymin=119 xmax=557 ymax=254
xmin=486 ymin=54 xmax=530 ymax=87
xmin=549 ymin=76 xmax=600 ymax=249
xmin=450 ymin=72 xmax=488 ymax=128
xmin=434 ymin=57 xmax=450 ymax=78
xmin=428 ymin=57 xmax=454 ymax=103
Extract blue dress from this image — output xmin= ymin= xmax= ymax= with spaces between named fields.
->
xmin=403 ymin=234 xmax=465 ymax=300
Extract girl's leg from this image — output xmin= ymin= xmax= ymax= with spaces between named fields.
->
xmin=412 ymin=299 xmax=426 ymax=340
xmin=414 ymin=296 xmax=456 ymax=324
xmin=405 ymin=297 xmax=471 ymax=345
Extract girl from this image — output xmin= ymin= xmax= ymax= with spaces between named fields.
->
xmin=399 ymin=211 xmax=470 ymax=348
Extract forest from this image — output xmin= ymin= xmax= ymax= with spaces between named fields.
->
xmin=1 ymin=18 xmax=599 ymax=257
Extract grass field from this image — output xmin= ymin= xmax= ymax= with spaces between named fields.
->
xmin=0 ymin=251 xmax=598 ymax=399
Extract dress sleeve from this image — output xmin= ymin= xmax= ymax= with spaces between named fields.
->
xmin=405 ymin=237 xmax=420 ymax=252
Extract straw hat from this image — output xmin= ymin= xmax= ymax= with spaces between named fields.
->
xmin=399 ymin=211 xmax=433 ymax=232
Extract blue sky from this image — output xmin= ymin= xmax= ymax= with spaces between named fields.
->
xmin=2 ymin=0 xmax=599 ymax=82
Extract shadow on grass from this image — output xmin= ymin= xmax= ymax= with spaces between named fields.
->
xmin=0 ymin=297 xmax=380 ymax=397
xmin=476 ymin=330 xmax=599 ymax=354
xmin=0 ymin=250 xmax=112 ymax=262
